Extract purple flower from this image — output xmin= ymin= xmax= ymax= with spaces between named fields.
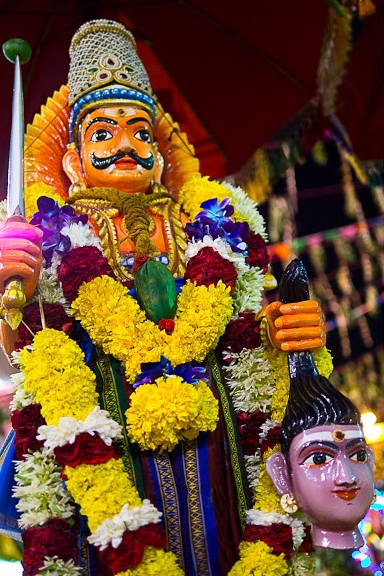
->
xmin=186 ymin=197 xmax=249 ymax=252
xmin=29 ymin=196 xmax=88 ymax=263
xmin=134 ymin=356 xmax=208 ymax=388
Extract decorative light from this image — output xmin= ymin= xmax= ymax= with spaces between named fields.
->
xmin=361 ymin=412 xmax=384 ymax=444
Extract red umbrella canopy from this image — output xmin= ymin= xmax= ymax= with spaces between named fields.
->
xmin=0 ymin=0 xmax=382 ymax=198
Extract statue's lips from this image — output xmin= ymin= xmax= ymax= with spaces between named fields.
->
xmin=114 ymin=157 xmax=137 ymax=169
xmin=334 ymin=488 xmax=359 ymax=501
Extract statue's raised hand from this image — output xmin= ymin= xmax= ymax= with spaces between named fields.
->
xmin=0 ymin=215 xmax=43 ymax=301
xmin=265 ymin=300 xmax=326 ymax=352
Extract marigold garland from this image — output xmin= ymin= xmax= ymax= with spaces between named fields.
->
xmin=228 ymin=540 xmax=288 ymax=576
xmin=117 ymin=546 xmax=184 ymax=575
xmin=64 ymin=460 xmax=142 ymax=532
xmin=19 ymin=329 xmax=98 ymax=426
xmin=126 ymin=376 xmax=219 ymax=452
xmin=71 ymin=276 xmax=233 ymax=383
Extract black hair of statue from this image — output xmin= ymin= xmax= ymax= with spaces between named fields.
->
xmin=280 ymin=374 xmax=361 ymax=458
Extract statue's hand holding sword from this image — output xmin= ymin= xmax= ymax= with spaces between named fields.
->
xmin=0 ymin=39 xmax=43 ymax=331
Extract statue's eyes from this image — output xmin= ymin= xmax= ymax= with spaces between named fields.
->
xmin=135 ymin=129 xmax=152 ymax=143
xmin=302 ymin=452 xmax=333 ymax=466
xmin=90 ymin=129 xmax=113 ymax=142
xmin=350 ymin=449 xmax=368 ymax=463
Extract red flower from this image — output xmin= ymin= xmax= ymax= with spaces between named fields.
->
xmin=218 ymin=312 xmax=261 ymax=360
xmin=22 ymin=518 xmax=78 ymax=576
xmin=184 ymin=247 xmax=238 ymax=293
xmin=99 ymin=523 xmax=166 ymax=574
xmin=11 ymin=404 xmax=46 ymax=460
xmin=260 ymin=424 xmax=282 ymax=454
xmin=57 ymin=246 xmax=115 ymax=302
xmin=236 ymin=410 xmax=269 ymax=456
xmin=244 ymin=232 xmax=269 ymax=272
xmin=15 ymin=302 xmax=74 ymax=349
xmin=243 ymin=523 xmax=294 ymax=559
xmin=298 ymin=524 xmax=315 ymax=553
xmin=54 ymin=432 xmax=118 ymax=469
xmin=158 ymin=318 xmax=175 ymax=334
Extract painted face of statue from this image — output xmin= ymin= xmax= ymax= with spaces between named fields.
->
xmin=64 ymin=104 xmax=162 ymax=195
xmin=267 ymin=424 xmax=375 ymax=549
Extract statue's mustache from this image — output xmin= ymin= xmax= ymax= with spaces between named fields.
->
xmin=91 ymin=151 xmax=154 ymax=171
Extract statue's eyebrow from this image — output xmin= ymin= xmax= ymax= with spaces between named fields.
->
xmin=126 ymin=117 xmax=151 ymax=126
xmin=85 ymin=117 xmax=118 ymax=135
xmin=346 ymin=438 xmax=365 ymax=449
xmin=298 ymin=441 xmax=338 ymax=457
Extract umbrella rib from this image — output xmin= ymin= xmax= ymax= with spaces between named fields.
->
xmin=179 ymin=0 xmax=306 ymax=89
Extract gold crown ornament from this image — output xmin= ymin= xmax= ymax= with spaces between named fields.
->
xmin=68 ymin=19 xmax=157 ymax=139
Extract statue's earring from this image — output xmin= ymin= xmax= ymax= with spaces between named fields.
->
xmin=69 ymin=181 xmax=86 ymax=196
xmin=280 ymin=493 xmax=298 ymax=514
xmin=371 ymin=490 xmax=376 ymax=505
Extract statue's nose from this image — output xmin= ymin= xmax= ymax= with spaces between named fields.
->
xmin=116 ymin=130 xmax=134 ymax=153
xmin=334 ymin=455 xmax=357 ymax=486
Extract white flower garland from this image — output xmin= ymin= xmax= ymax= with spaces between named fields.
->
xmin=13 ymin=449 xmax=75 ymax=530
xmin=37 ymin=406 xmax=123 ymax=450
xmin=232 ymin=266 xmax=265 ymax=314
xmin=221 ymin=182 xmax=267 ymax=238
xmin=222 ymin=347 xmax=276 ymax=413
xmin=37 ymin=557 xmax=82 ymax=576
xmin=88 ymin=500 xmax=163 ymax=550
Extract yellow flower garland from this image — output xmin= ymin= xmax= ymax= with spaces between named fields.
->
xmin=228 ymin=541 xmax=288 ymax=576
xmin=178 ymin=175 xmax=255 ymax=227
xmin=18 ymin=328 xmax=182 ymax=573
xmin=126 ymin=376 xmax=219 ymax=452
xmin=65 ymin=460 xmax=142 ymax=532
xmin=71 ymin=276 xmax=233 ymax=383
xmin=118 ymin=546 xmax=184 ymax=575
xmin=20 ymin=329 xmax=98 ymax=426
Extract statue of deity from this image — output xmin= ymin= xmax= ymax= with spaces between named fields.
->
xmin=0 ymin=19 xmax=363 ymax=576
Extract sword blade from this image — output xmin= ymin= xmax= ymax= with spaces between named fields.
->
xmin=6 ymin=54 xmax=25 ymax=218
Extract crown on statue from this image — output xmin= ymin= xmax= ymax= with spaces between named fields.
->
xmin=68 ymin=19 xmax=155 ymax=106
xmin=68 ymin=19 xmax=158 ymax=141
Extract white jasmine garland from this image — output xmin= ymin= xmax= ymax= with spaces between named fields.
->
xmin=246 ymin=508 xmax=292 ymax=526
xmin=37 ymin=557 xmax=82 ymax=575
xmin=287 ymin=553 xmax=316 ymax=576
xmin=289 ymin=518 xmax=307 ymax=549
xmin=13 ymin=449 xmax=75 ymax=529
xmin=232 ymin=266 xmax=265 ymax=315
xmin=62 ymin=222 xmax=102 ymax=250
xmin=9 ymin=370 xmax=35 ymax=412
xmin=222 ymin=347 xmax=275 ymax=413
xmin=221 ymin=182 xmax=267 ymax=238
xmin=34 ymin=264 xmax=68 ymax=310
xmin=243 ymin=451 xmax=262 ymax=491
xmin=259 ymin=419 xmax=281 ymax=441
xmin=186 ymin=236 xmax=249 ymax=275
xmin=38 ymin=406 xmax=123 ymax=450
xmin=88 ymin=500 xmax=163 ymax=550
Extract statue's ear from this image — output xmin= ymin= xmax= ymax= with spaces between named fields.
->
xmin=266 ymin=451 xmax=293 ymax=496
xmin=62 ymin=146 xmax=87 ymax=185
xmin=153 ymin=145 xmax=164 ymax=185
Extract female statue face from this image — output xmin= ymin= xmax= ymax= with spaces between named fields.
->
xmin=267 ymin=425 xmax=375 ymax=548
xmin=72 ymin=105 xmax=158 ymax=194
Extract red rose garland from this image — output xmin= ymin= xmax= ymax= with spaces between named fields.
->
xmin=184 ymin=246 xmax=238 ymax=293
